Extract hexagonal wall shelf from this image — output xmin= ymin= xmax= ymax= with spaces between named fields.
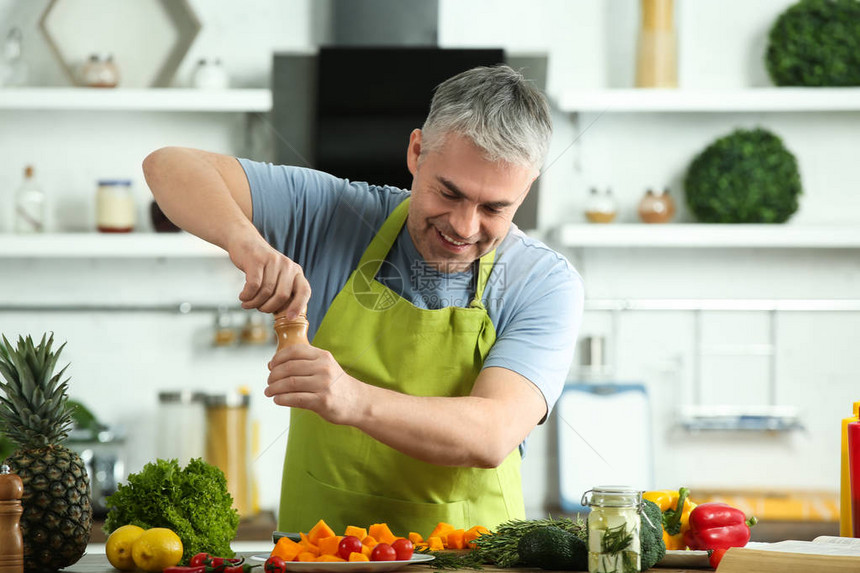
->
xmin=39 ymin=0 xmax=200 ymax=88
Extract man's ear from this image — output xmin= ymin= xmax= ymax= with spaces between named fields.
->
xmin=406 ymin=129 xmax=422 ymax=176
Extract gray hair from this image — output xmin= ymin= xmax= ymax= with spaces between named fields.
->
xmin=420 ymin=65 xmax=552 ymax=171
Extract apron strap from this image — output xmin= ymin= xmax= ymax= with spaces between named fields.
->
xmin=470 ymin=249 xmax=496 ymax=310
xmin=355 ymin=198 xmax=411 ymax=283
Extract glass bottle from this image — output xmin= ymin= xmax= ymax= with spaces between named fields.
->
xmin=273 ymin=313 xmax=310 ymax=350
xmin=14 ymin=165 xmax=45 ymax=233
xmin=1 ymin=27 xmax=29 ymax=87
xmin=582 ymin=486 xmax=642 ymax=573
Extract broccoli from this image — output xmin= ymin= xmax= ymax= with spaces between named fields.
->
xmin=517 ymin=526 xmax=588 ymax=571
xmin=640 ymin=498 xmax=667 ymax=571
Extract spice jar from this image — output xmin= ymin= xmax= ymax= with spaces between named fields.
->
xmin=95 ymin=180 xmax=135 ymax=233
xmin=273 ymin=313 xmax=310 ymax=350
xmin=582 ymin=486 xmax=642 ymax=573
xmin=213 ymin=306 xmax=237 ymax=347
xmin=81 ymin=53 xmax=119 ymax=88
xmin=637 ymin=188 xmax=676 ymax=223
xmin=241 ymin=312 xmax=270 ymax=345
xmin=585 ymin=188 xmax=618 ymax=224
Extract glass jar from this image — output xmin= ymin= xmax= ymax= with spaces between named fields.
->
xmin=637 ymin=188 xmax=676 ymax=224
xmin=585 ymin=187 xmax=618 ymax=223
xmin=273 ymin=313 xmax=309 ymax=350
xmin=81 ymin=53 xmax=119 ymax=88
xmin=191 ymin=58 xmax=229 ymax=90
xmin=95 ymin=180 xmax=135 ymax=233
xmin=241 ymin=312 xmax=270 ymax=345
xmin=582 ymin=486 xmax=642 ymax=573
xmin=157 ymin=390 xmax=206 ymax=465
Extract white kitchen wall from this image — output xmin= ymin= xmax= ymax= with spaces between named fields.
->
xmin=1 ymin=0 xmax=858 ymax=521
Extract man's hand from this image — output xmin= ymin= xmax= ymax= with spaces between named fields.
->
xmin=228 ymin=233 xmax=311 ymax=317
xmin=265 ymin=344 xmax=362 ymax=425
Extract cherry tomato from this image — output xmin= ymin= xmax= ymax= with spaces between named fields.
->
xmin=338 ymin=536 xmax=364 ymax=560
xmin=265 ymin=555 xmax=287 ymax=573
xmin=709 ymin=548 xmax=728 ymax=569
xmin=370 ymin=543 xmax=397 ymax=562
xmin=390 ymin=538 xmax=414 ymax=561
xmin=190 ymin=554 xmax=210 ymax=568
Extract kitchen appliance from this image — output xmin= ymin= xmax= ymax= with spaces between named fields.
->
xmin=557 ymin=383 xmax=653 ymax=513
xmin=67 ymin=427 xmax=126 ymax=517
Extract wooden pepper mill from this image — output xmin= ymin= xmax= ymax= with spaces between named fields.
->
xmin=273 ymin=312 xmax=310 ymax=350
xmin=0 ymin=464 xmax=24 ymax=573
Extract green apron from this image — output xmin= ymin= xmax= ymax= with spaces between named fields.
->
xmin=278 ymin=198 xmax=525 ymax=535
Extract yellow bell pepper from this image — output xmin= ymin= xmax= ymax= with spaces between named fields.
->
xmin=643 ymin=487 xmax=696 ymax=550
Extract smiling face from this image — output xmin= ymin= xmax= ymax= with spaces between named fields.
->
xmin=405 ymin=130 xmax=537 ymax=273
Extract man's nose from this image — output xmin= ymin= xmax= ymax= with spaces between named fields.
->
xmin=450 ymin=205 xmax=480 ymax=239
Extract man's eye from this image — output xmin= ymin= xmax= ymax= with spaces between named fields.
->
xmin=441 ymin=192 xmax=458 ymax=200
xmin=484 ymin=206 xmax=502 ymax=214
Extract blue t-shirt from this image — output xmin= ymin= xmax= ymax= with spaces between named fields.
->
xmin=240 ymin=159 xmax=584 ymax=425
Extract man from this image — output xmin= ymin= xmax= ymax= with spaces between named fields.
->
xmin=144 ymin=65 xmax=583 ymax=534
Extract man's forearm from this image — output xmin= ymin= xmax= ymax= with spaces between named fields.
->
xmin=142 ymin=147 xmax=255 ymax=251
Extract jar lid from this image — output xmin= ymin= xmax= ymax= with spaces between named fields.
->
xmin=581 ymin=486 xmax=642 ymax=508
xmin=206 ymin=392 xmax=250 ymax=407
xmin=98 ymin=179 xmax=132 ymax=186
xmin=159 ymin=390 xmax=207 ymax=404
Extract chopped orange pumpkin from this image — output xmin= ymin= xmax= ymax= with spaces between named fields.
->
xmin=349 ymin=553 xmax=370 ymax=562
xmin=361 ymin=535 xmax=378 ymax=547
xmin=408 ymin=532 xmax=424 ymax=545
xmin=344 ymin=525 xmax=368 ymax=540
xmin=447 ymin=529 xmax=466 ymax=550
xmin=361 ymin=544 xmax=374 ymax=558
xmin=368 ymin=523 xmax=397 ymax=545
xmin=315 ymin=555 xmax=345 ymax=562
xmin=464 ymin=525 xmax=490 ymax=548
xmin=308 ymin=519 xmax=337 ymax=545
xmin=296 ymin=552 xmax=317 ymax=562
xmin=271 ymin=537 xmax=303 ymax=562
xmin=414 ymin=542 xmax=429 ymax=550
xmin=299 ymin=532 xmax=320 ymax=556
xmin=426 ymin=536 xmax=445 ymax=551
xmin=428 ymin=522 xmax=455 ymax=545
xmin=317 ymin=535 xmax=343 ymax=556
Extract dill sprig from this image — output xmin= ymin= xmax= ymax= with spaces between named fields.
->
xmin=600 ymin=523 xmax=634 ymax=554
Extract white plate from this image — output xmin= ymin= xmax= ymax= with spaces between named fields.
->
xmin=655 ymin=549 xmax=711 ymax=568
xmin=250 ymin=553 xmax=435 ymax=573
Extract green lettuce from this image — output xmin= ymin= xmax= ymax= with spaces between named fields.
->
xmin=104 ymin=458 xmax=239 ymax=562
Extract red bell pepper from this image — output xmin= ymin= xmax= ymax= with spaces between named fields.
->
xmin=683 ymin=502 xmax=757 ymax=550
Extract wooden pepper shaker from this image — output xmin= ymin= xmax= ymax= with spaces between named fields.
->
xmin=0 ymin=464 xmax=24 ymax=573
xmin=273 ymin=312 xmax=310 ymax=350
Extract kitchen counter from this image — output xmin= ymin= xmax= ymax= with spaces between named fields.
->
xmin=62 ymin=551 xmax=708 ymax=573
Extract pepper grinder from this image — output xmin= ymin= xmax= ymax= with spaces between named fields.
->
xmin=0 ymin=464 xmax=23 ymax=573
xmin=273 ymin=312 xmax=310 ymax=350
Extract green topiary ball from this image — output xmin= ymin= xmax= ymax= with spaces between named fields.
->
xmin=684 ymin=128 xmax=802 ymax=223
xmin=765 ymin=0 xmax=860 ymax=86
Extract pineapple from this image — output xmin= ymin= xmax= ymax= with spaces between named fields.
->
xmin=0 ymin=334 xmax=92 ymax=572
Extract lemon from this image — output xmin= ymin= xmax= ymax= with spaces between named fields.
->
xmin=106 ymin=524 xmax=145 ymax=571
xmin=132 ymin=527 xmax=184 ymax=573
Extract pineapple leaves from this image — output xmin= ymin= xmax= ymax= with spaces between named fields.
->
xmin=0 ymin=333 xmax=74 ymax=446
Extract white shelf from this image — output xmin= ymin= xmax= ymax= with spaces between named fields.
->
xmin=554 ymin=224 xmax=860 ymax=248
xmin=557 ymin=88 xmax=860 ymax=113
xmin=0 ymin=88 xmax=272 ymax=112
xmin=0 ymin=233 xmax=228 ymax=258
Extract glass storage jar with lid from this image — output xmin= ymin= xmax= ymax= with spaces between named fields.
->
xmin=96 ymin=179 xmax=135 ymax=233
xmin=582 ymin=486 xmax=642 ymax=573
